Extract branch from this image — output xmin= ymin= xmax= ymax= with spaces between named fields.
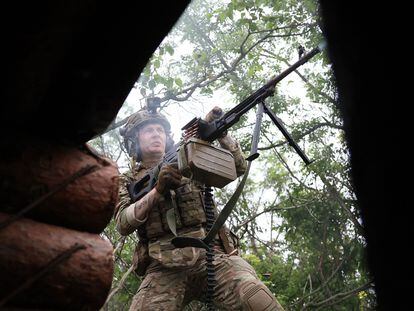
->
xmin=113 ymin=236 xmax=126 ymax=257
xmin=233 ymin=199 xmax=303 ymax=232
xmin=304 ymin=281 xmax=373 ymax=309
xmin=103 ymin=116 xmax=130 ymax=135
xmin=186 ymin=15 xmax=232 ymax=72
xmin=248 ymin=22 xmax=318 ymax=36
xmin=98 ymin=19 xmax=316 ymax=139
xmin=286 ymin=189 xmax=323 ymax=224
xmin=244 ymin=226 xmax=286 ymax=255
xmin=261 ymin=130 xmax=364 ymax=236
xmin=316 ymin=171 xmax=365 ymax=236
xmin=102 ymin=264 xmax=135 ymax=308
xmin=291 ymin=256 xmax=345 ymax=308
xmin=262 ymin=132 xmax=316 ymax=193
xmin=262 ymin=48 xmax=338 ymax=107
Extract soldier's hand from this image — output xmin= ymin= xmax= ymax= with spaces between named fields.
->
xmin=155 ymin=164 xmax=182 ymax=194
xmin=204 ymin=106 xmax=224 ymax=122
xmin=204 ymin=106 xmax=227 ymax=138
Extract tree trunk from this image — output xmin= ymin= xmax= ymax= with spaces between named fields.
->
xmin=0 ymin=142 xmax=119 ymax=233
xmin=0 ymin=212 xmax=114 ymax=310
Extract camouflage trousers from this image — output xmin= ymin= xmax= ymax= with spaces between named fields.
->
xmin=129 ymin=252 xmax=285 ymax=311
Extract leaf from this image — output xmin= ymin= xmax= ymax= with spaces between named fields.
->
xmin=153 ymin=74 xmax=162 ymax=83
xmin=165 ymin=45 xmax=175 ymax=56
xmin=174 ymin=78 xmax=183 ymax=87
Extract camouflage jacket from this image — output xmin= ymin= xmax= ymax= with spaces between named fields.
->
xmin=115 ymin=135 xmax=246 ymax=268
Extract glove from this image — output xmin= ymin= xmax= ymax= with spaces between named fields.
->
xmin=204 ymin=106 xmax=224 ymax=122
xmin=204 ymin=106 xmax=227 ymax=138
xmin=155 ymin=164 xmax=182 ymax=194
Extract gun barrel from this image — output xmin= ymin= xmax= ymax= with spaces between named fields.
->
xmin=202 ymin=44 xmax=324 ymax=142
xmin=223 ymin=44 xmax=324 ymax=120
xmin=202 ymin=42 xmax=325 ymax=157
xmin=264 ymin=44 xmax=324 ymax=88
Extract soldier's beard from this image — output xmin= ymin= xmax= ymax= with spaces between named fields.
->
xmin=141 ymin=149 xmax=165 ymax=167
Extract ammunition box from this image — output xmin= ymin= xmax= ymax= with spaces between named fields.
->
xmin=177 ymin=137 xmax=237 ymax=188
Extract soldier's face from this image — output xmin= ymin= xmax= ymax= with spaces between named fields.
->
xmin=137 ymin=123 xmax=167 ymax=158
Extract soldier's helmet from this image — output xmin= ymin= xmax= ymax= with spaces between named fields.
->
xmin=119 ymin=103 xmax=173 ymax=161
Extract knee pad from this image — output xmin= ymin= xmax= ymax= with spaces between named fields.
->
xmin=240 ymin=281 xmax=284 ymax=311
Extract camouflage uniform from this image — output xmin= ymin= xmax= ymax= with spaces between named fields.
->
xmin=128 ymin=252 xmax=284 ymax=310
xmin=115 ymin=112 xmax=284 ymax=310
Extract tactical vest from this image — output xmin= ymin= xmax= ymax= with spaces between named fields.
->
xmin=130 ymin=166 xmax=239 ymax=274
xmin=138 ymin=175 xmax=207 ymax=241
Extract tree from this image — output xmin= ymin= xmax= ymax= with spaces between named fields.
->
xmin=91 ymin=0 xmax=375 ymax=309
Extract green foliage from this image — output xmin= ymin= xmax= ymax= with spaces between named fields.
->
xmin=101 ymin=219 xmax=142 ymax=310
xmin=95 ymin=0 xmax=375 ymax=309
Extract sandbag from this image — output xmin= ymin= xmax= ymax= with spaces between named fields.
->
xmin=0 ymin=142 xmax=119 ymax=233
xmin=0 ymin=212 xmax=114 ymax=310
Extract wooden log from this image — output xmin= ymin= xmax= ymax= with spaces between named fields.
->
xmin=0 ymin=212 xmax=114 ymax=310
xmin=0 ymin=142 xmax=119 ymax=233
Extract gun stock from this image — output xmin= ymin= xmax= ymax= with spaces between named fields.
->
xmin=127 ymin=145 xmax=178 ymax=202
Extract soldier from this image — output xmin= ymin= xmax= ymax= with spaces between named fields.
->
xmin=115 ymin=104 xmax=285 ymax=310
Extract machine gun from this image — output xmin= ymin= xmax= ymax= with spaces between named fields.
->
xmin=128 ymin=42 xmax=326 ymax=204
xmin=127 ymin=42 xmax=326 ymax=311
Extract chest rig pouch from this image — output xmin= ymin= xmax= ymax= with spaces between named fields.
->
xmin=148 ymin=226 xmax=205 ymax=268
xmin=174 ymin=181 xmax=206 ymax=227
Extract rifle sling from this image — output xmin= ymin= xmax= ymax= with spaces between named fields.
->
xmin=203 ymin=161 xmax=251 ymax=244
xmin=203 ymin=102 xmax=263 ymax=244
xmin=172 ymin=103 xmax=263 ymax=250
